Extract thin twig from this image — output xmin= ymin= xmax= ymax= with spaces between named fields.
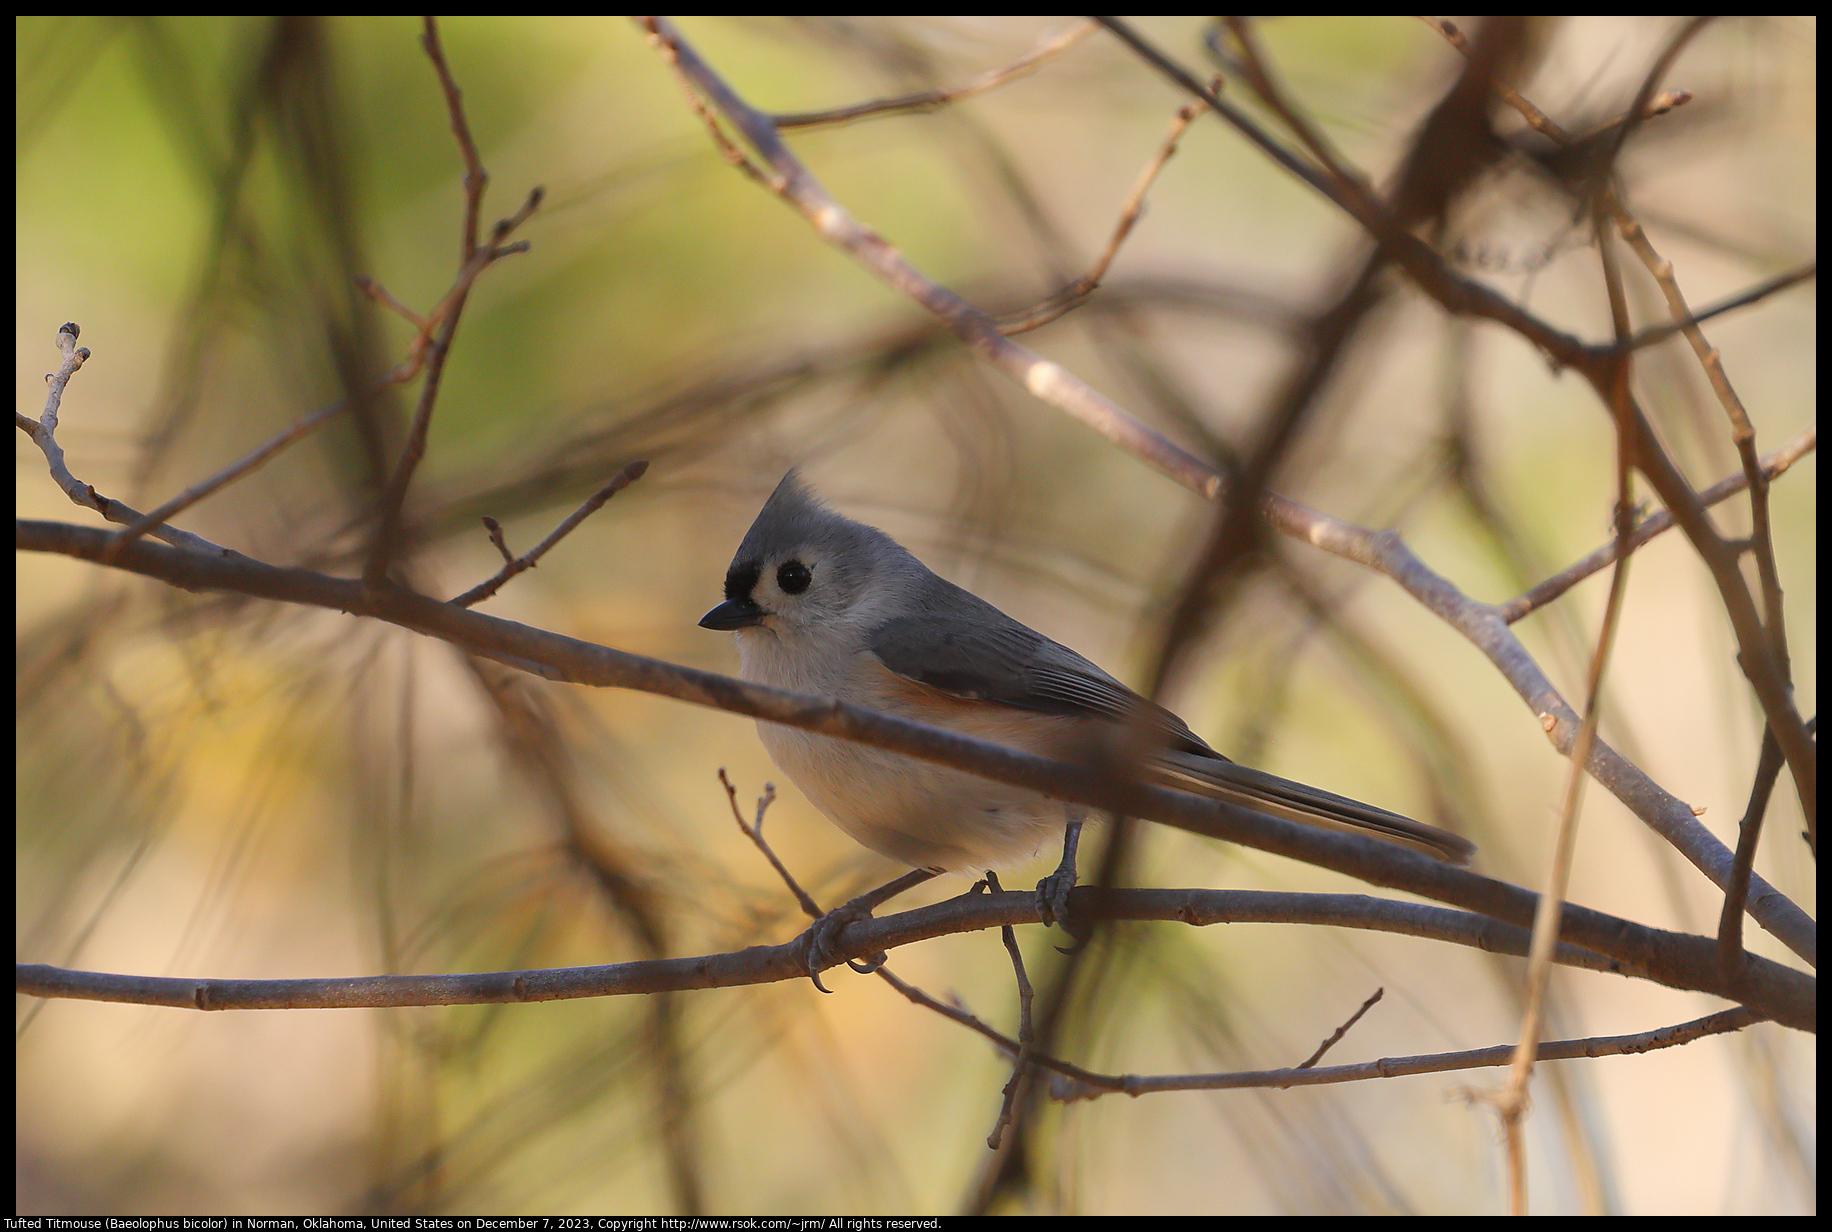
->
xmin=107 ymin=386 xmax=374 ymax=554
xmin=1502 ymin=427 xmax=1817 ymax=622
xmin=17 ymin=324 xmax=236 ymax=558
xmin=1001 ymin=84 xmax=1214 ymax=334
xmin=1297 ymin=988 xmax=1383 ymax=1069
xmin=983 ymin=871 xmax=1036 ymax=1150
xmin=1610 ymin=188 xmax=1802 ymax=867
xmin=1419 ymin=16 xmax=1571 ymax=143
xmin=869 ymin=964 xmax=1116 ymax=1090
xmin=1494 ymin=173 xmax=1656 ymax=1209
xmin=717 ymin=770 xmax=821 ymax=921
xmin=1613 ymin=264 xmax=1817 ymax=353
xmin=1215 ymin=17 xmax=1378 ymax=212
xmin=363 ymin=21 xmax=544 ymax=587
xmin=451 ymin=460 xmax=650 ymax=607
xmin=421 ymin=15 xmax=488 ymax=257
xmin=1053 ymin=1008 xmax=1764 ymax=1101
xmin=773 ymin=21 xmax=1096 ymax=129
xmin=1716 ymin=725 xmax=1793 ymax=987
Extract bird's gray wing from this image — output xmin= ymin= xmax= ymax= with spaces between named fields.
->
xmin=869 ymin=600 xmax=1473 ymax=864
xmin=867 ymin=609 xmax=1209 ymax=753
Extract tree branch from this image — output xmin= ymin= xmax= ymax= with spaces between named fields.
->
xmin=15 ymin=519 xmax=1815 ymax=1030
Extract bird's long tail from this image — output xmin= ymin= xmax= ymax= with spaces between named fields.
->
xmin=1155 ymin=751 xmax=1475 ymax=864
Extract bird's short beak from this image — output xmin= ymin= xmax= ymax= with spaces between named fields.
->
xmin=699 ymin=598 xmax=767 ymax=630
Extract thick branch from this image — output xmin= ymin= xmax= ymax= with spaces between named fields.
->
xmin=7 ymin=888 xmax=1791 ymax=1020
xmin=16 ymin=519 xmax=1814 ymax=1028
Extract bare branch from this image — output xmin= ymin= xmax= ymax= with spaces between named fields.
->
xmin=1297 ymin=988 xmax=1384 ymax=1070
xmin=638 ymin=15 xmax=1225 ymax=500
xmin=773 ymin=20 xmax=1096 ymax=129
xmin=1001 ymin=84 xmax=1213 ymax=334
xmin=17 ymin=324 xmax=237 ymax=558
xmin=362 ymin=22 xmax=544 ymax=587
xmin=11 ymin=887 xmax=1789 ymax=1018
xmin=451 ymin=459 xmax=649 ymax=607
xmin=14 ymin=519 xmax=1818 ymax=1029
xmin=1052 ymin=1007 xmax=1763 ymax=1101
xmin=1503 ymin=427 xmax=1817 ymax=622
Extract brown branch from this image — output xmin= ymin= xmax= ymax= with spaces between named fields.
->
xmin=450 ymin=459 xmax=649 ymax=607
xmin=1419 ymin=17 xmax=1570 ymax=143
xmin=772 ymin=20 xmax=1095 ymax=129
xmin=718 ymin=770 xmax=821 ymax=922
xmin=1416 ymin=12 xmax=1815 ymax=863
xmin=1498 ymin=294 xmax=1642 ymax=1183
xmin=1104 ymin=13 xmax=1816 ymax=891
xmin=983 ymin=871 xmax=1037 ymax=1151
xmin=637 ymin=15 xmax=1225 ymax=501
xmin=1094 ymin=17 xmax=1390 ymax=229
xmin=13 ymin=519 xmax=1818 ymax=1030
xmin=0 ymin=885 xmax=1753 ymax=1010
xmin=16 ymin=324 xmax=238 ymax=559
xmin=34 ymin=879 xmax=1753 ymax=1105
xmin=868 ymin=963 xmax=1113 ymax=1093
xmin=1717 ymin=724 xmax=1797 ymax=988
xmin=1214 ymin=17 xmax=1378 ymax=212
xmin=1001 ymin=84 xmax=1213 ymax=334
xmin=1612 ymin=198 xmax=1800 ymax=851
xmin=1051 ymin=1007 xmax=1763 ymax=1101
xmin=1502 ymin=427 xmax=1817 ymax=622
xmin=1614 ymin=264 xmax=1817 ymax=352
xmin=362 ymin=21 xmax=544 ymax=587
xmin=421 ymin=15 xmax=488 ymax=258
xmin=1297 ymin=988 xmax=1384 ymax=1070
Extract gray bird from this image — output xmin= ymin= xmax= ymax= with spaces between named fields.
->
xmin=701 ymin=472 xmax=1473 ymax=976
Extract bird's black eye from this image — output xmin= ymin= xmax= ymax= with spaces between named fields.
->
xmin=777 ymin=560 xmax=812 ymax=595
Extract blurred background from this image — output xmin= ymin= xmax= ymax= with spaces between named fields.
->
xmin=16 ymin=16 xmax=1815 ymax=1215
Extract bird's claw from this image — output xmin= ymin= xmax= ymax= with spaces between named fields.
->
xmin=1035 ymin=865 xmax=1076 ymax=930
xmin=805 ymin=899 xmax=881 ymax=993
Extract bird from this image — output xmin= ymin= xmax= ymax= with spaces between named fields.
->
xmin=701 ymin=471 xmax=1473 ymax=980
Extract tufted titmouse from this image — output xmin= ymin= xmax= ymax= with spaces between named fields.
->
xmin=700 ymin=472 xmax=1472 ymax=966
